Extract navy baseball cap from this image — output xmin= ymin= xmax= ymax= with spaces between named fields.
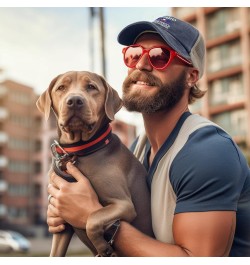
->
xmin=118 ymin=16 xmax=205 ymax=78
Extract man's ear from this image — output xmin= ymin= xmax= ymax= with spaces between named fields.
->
xmin=99 ymin=75 xmax=123 ymax=121
xmin=186 ymin=68 xmax=199 ymax=87
xmin=36 ymin=75 xmax=61 ymax=121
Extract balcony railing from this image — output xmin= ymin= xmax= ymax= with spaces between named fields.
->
xmin=0 ymin=107 xmax=8 ymax=121
xmin=0 ymin=156 xmax=8 ymax=168
xmin=0 ymin=180 xmax=8 ymax=192
xmin=0 ymin=132 xmax=8 ymax=145
xmin=0 ymin=204 xmax=7 ymax=217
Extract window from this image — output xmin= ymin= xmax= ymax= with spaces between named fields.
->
xmin=8 ymin=160 xmax=32 ymax=174
xmin=34 ymin=140 xmax=42 ymax=152
xmin=8 ymin=137 xmax=31 ymax=151
xmin=8 ymin=207 xmax=28 ymax=219
xmin=9 ymin=91 xmax=31 ymax=105
xmin=207 ymin=47 xmax=221 ymax=72
xmin=207 ymin=40 xmax=241 ymax=73
xmin=9 ymin=113 xmax=33 ymax=128
xmin=33 ymin=183 xmax=41 ymax=198
xmin=206 ymin=8 xmax=240 ymax=39
xmin=33 ymin=161 xmax=41 ymax=174
xmin=209 ymin=75 xmax=244 ymax=106
xmin=212 ymin=109 xmax=246 ymax=137
xmin=8 ymin=184 xmax=29 ymax=196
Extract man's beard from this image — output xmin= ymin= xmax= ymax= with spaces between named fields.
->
xmin=122 ymin=70 xmax=186 ymax=113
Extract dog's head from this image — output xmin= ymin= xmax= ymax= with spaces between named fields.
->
xmin=36 ymin=71 xmax=123 ymax=143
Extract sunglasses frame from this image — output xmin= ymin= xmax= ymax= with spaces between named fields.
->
xmin=122 ymin=44 xmax=192 ymax=70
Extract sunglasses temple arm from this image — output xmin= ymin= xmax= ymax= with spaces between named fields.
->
xmin=176 ymin=54 xmax=192 ymax=65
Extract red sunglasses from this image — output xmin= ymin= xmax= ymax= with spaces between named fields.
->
xmin=122 ymin=45 xmax=192 ymax=70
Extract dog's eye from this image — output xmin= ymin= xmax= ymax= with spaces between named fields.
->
xmin=86 ymin=84 xmax=97 ymax=91
xmin=57 ymin=85 xmax=66 ymax=91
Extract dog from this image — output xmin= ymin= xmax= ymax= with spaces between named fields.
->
xmin=36 ymin=71 xmax=154 ymax=257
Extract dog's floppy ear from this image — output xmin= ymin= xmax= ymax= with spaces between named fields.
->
xmin=36 ymin=75 xmax=60 ymax=121
xmin=100 ymin=76 xmax=123 ymax=121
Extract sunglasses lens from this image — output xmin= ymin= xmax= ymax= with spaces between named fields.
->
xmin=149 ymin=48 xmax=170 ymax=69
xmin=124 ymin=46 xmax=143 ymax=68
xmin=124 ymin=46 xmax=172 ymax=69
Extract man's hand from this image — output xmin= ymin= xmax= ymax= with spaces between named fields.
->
xmin=47 ymin=162 xmax=102 ymax=232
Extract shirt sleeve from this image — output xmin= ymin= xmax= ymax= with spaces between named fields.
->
xmin=170 ymin=126 xmax=245 ymax=214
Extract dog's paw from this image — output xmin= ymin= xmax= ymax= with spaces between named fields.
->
xmin=96 ymin=245 xmax=116 ymax=257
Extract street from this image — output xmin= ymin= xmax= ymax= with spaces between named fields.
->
xmin=0 ymin=235 xmax=92 ymax=257
xmin=31 ymin=235 xmax=92 ymax=256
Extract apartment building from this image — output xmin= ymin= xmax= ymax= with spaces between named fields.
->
xmin=172 ymin=7 xmax=250 ymax=162
xmin=0 ymin=79 xmax=43 ymax=229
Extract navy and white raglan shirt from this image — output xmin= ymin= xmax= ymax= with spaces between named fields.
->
xmin=131 ymin=112 xmax=250 ymax=257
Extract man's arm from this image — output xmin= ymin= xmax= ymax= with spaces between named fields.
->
xmin=113 ymin=211 xmax=235 ymax=257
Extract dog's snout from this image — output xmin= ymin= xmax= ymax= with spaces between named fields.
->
xmin=66 ymin=96 xmax=84 ymax=109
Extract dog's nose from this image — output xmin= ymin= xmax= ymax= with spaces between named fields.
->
xmin=66 ymin=96 xmax=84 ymax=109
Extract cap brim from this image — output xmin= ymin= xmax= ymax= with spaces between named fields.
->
xmin=117 ymin=21 xmax=191 ymax=61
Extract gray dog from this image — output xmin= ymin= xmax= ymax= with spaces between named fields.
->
xmin=36 ymin=71 xmax=153 ymax=257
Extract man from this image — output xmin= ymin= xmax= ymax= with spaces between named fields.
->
xmin=47 ymin=16 xmax=250 ymax=256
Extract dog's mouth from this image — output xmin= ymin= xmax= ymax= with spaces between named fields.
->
xmin=60 ymin=116 xmax=96 ymax=140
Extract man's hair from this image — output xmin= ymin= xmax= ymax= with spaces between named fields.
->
xmin=189 ymin=85 xmax=206 ymax=104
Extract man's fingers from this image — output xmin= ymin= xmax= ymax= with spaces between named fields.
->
xmin=50 ymin=171 xmax=67 ymax=189
xmin=47 ymin=215 xmax=65 ymax=227
xmin=48 ymin=195 xmax=57 ymax=207
xmin=47 ymin=201 xmax=66 ymax=233
xmin=66 ymin=162 xmax=87 ymax=182
xmin=48 ymin=223 xmax=65 ymax=234
xmin=47 ymin=183 xmax=60 ymax=200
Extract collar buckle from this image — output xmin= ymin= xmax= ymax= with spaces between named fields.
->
xmin=51 ymin=140 xmax=77 ymax=171
xmin=51 ymin=140 xmax=69 ymax=160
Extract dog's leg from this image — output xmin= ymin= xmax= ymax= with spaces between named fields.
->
xmin=50 ymin=223 xmax=74 ymax=256
xmin=86 ymin=199 xmax=136 ymax=257
xmin=74 ymin=228 xmax=98 ymax=256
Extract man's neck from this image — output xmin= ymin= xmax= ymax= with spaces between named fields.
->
xmin=142 ymin=101 xmax=189 ymax=163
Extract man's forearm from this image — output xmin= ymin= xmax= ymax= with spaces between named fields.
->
xmin=113 ymin=221 xmax=189 ymax=257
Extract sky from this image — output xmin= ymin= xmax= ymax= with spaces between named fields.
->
xmin=0 ymin=6 xmax=168 ymax=94
xmin=0 ymin=4 xmax=170 ymax=128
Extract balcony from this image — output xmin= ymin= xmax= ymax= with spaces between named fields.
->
xmin=209 ymin=74 xmax=245 ymax=107
xmin=0 ymin=156 xmax=8 ymax=168
xmin=0 ymin=131 xmax=8 ymax=145
xmin=0 ymin=180 xmax=8 ymax=192
xmin=206 ymin=8 xmax=241 ymax=40
xmin=207 ymin=40 xmax=242 ymax=74
xmin=0 ymin=107 xmax=8 ymax=121
xmin=0 ymin=204 xmax=7 ymax=217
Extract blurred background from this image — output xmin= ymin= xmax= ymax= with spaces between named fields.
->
xmin=0 ymin=6 xmax=250 ymax=256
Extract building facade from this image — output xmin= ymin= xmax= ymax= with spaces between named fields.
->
xmin=172 ymin=7 xmax=250 ymax=162
xmin=0 ymin=80 xmax=43 ymax=229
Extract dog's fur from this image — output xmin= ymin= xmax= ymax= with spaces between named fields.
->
xmin=36 ymin=71 xmax=153 ymax=256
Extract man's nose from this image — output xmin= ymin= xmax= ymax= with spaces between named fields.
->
xmin=135 ymin=53 xmax=153 ymax=71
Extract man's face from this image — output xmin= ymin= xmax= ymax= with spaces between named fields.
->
xmin=122 ymin=33 xmax=188 ymax=113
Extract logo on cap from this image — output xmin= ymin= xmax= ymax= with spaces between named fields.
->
xmin=154 ymin=16 xmax=177 ymax=29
